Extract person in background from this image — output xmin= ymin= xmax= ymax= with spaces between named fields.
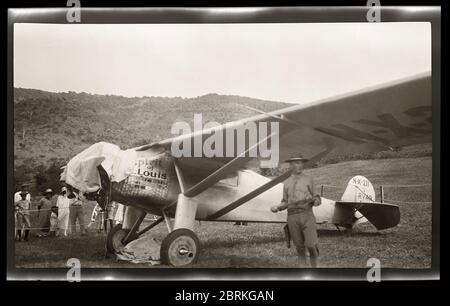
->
xmin=49 ymin=206 xmax=59 ymax=237
xmin=14 ymin=184 xmax=31 ymax=240
xmin=56 ymin=187 xmax=70 ymax=237
xmin=15 ymin=183 xmax=31 ymax=203
xmin=15 ymin=191 xmax=31 ymax=241
xmin=88 ymin=202 xmax=104 ymax=233
xmin=37 ymin=189 xmax=53 ymax=237
xmin=68 ymin=188 xmax=86 ymax=236
xmin=113 ymin=202 xmax=125 ymax=225
xmin=105 ymin=201 xmax=117 ymax=233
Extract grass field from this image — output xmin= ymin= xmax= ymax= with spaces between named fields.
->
xmin=15 ymin=156 xmax=432 ymax=269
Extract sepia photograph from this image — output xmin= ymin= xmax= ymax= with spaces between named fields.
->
xmin=7 ymin=6 xmax=439 ymax=281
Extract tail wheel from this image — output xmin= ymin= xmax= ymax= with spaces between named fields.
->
xmin=106 ymin=224 xmax=130 ymax=254
xmin=160 ymin=228 xmax=200 ymax=266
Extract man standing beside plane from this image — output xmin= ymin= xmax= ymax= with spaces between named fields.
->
xmin=271 ymin=154 xmax=321 ymax=267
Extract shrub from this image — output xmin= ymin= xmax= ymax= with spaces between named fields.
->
xmin=34 ymin=158 xmax=66 ymax=193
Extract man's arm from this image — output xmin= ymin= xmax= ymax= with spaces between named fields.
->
xmin=304 ymin=176 xmax=315 ymax=200
xmin=308 ymin=176 xmax=322 ymax=207
xmin=278 ymin=183 xmax=289 ymax=211
xmin=271 ymin=181 xmax=289 ymax=212
xmin=37 ymin=197 xmax=44 ymax=209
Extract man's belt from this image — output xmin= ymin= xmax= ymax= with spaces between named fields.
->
xmin=288 ymin=199 xmax=312 ymax=208
xmin=289 ymin=195 xmax=321 ymax=208
xmin=287 ymin=207 xmax=311 ymax=216
xmin=287 ymin=198 xmax=316 ymax=215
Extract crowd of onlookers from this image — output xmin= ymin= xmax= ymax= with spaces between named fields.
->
xmin=14 ymin=183 xmax=124 ymax=242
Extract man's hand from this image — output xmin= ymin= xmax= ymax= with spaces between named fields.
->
xmin=312 ymin=195 xmax=322 ymax=206
xmin=270 ymin=206 xmax=280 ymax=213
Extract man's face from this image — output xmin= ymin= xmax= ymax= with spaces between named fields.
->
xmin=21 ymin=185 xmax=28 ymax=192
xmin=291 ymin=160 xmax=304 ymax=174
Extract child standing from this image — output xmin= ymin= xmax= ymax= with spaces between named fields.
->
xmin=49 ymin=206 xmax=59 ymax=237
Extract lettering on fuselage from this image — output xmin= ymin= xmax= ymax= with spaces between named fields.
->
xmin=352 ymin=177 xmax=370 ymax=187
xmin=351 ymin=176 xmax=374 ymax=202
xmin=315 ymin=106 xmax=431 ymax=145
xmin=135 ymin=158 xmax=168 ymax=181
xmin=117 ymin=153 xmax=173 ymax=202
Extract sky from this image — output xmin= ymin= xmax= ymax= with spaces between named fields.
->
xmin=14 ymin=22 xmax=431 ymax=104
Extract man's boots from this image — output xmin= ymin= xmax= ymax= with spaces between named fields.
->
xmin=298 ymin=248 xmax=307 ymax=267
xmin=16 ymin=229 xmax=22 ymax=241
xmin=308 ymin=246 xmax=320 ymax=268
xmin=23 ymin=230 xmax=30 ymax=241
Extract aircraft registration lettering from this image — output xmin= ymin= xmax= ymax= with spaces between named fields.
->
xmin=355 ymin=113 xmax=429 ymax=138
xmin=352 ymin=177 xmax=369 ymax=187
xmin=356 ymin=191 xmax=373 ymax=202
xmin=316 ymin=124 xmax=387 ymax=144
xmin=316 ymin=106 xmax=431 ymax=145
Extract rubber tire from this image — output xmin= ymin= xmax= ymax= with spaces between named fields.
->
xmin=106 ymin=224 xmax=130 ymax=254
xmin=160 ymin=228 xmax=201 ymax=266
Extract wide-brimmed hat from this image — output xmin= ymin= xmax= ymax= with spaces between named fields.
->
xmin=44 ymin=188 xmax=53 ymax=194
xmin=284 ymin=153 xmax=309 ymax=163
xmin=21 ymin=183 xmax=29 ymax=189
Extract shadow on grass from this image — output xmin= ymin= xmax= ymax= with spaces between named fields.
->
xmin=317 ymin=228 xmax=387 ymax=238
xmin=202 ymin=228 xmax=387 ymax=249
xmin=202 ymin=235 xmax=286 ymax=249
xmin=198 ymin=254 xmax=285 ymax=268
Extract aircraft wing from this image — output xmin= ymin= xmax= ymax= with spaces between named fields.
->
xmin=134 ymin=71 xmax=432 ymax=196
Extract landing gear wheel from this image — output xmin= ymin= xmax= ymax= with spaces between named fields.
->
xmin=106 ymin=224 xmax=130 ymax=254
xmin=160 ymin=228 xmax=200 ymax=266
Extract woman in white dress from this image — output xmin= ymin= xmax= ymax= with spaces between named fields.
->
xmin=56 ymin=187 xmax=70 ymax=236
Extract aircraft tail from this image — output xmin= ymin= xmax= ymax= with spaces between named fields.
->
xmin=332 ymin=175 xmax=400 ymax=230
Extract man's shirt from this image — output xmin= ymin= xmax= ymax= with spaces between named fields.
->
xmin=69 ymin=192 xmax=83 ymax=206
xmin=38 ymin=197 xmax=52 ymax=210
xmin=14 ymin=191 xmax=31 ymax=203
xmin=280 ymin=173 xmax=315 ymax=212
xmin=15 ymin=199 xmax=31 ymax=215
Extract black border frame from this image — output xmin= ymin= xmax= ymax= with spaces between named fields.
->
xmin=6 ymin=4 xmax=441 ymax=281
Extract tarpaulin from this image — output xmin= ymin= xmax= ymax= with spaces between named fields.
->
xmin=116 ymin=233 xmax=161 ymax=265
xmin=61 ymin=142 xmax=137 ymax=193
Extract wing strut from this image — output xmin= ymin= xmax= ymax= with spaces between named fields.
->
xmin=206 ymin=146 xmax=334 ymax=220
xmin=206 ymin=170 xmax=291 ymax=220
xmin=163 ymin=132 xmax=276 ymax=214
xmin=181 ymin=133 xmax=276 ymax=198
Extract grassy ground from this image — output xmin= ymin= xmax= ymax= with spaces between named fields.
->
xmin=15 ymin=156 xmax=432 ymax=269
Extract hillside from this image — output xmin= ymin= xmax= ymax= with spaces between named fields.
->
xmin=13 ymin=88 xmax=291 ymax=186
